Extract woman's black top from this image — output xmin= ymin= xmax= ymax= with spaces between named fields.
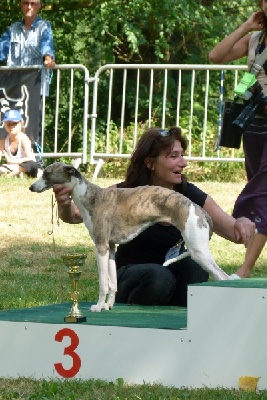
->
xmin=115 ymin=182 xmax=208 ymax=268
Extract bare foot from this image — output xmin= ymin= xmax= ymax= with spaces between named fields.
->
xmin=234 ymin=268 xmax=251 ymax=278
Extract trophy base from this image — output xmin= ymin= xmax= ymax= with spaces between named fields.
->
xmin=64 ymin=315 xmax=87 ymax=323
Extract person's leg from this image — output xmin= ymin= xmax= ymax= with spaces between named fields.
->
xmin=233 ymin=130 xmax=267 ymax=277
xmin=115 ymin=263 xmax=176 ymax=305
xmin=242 ymin=129 xmax=262 ymax=181
xmin=167 ymin=257 xmax=209 ymax=306
xmin=0 ymin=166 xmax=9 ymax=174
xmin=5 ymin=165 xmax=20 ymax=177
xmin=235 ymin=232 xmax=267 ymax=278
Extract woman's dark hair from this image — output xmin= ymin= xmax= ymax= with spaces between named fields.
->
xmin=123 ymin=126 xmax=188 ymax=192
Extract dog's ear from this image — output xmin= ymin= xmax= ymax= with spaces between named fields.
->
xmin=64 ymin=164 xmax=82 ymax=179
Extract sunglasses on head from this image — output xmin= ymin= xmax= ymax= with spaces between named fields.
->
xmin=159 ymin=129 xmax=171 ymax=137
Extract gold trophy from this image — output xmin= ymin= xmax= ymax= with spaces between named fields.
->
xmin=61 ymin=253 xmax=87 ymax=323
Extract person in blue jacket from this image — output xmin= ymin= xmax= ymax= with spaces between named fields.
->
xmin=0 ymin=0 xmax=55 ymax=95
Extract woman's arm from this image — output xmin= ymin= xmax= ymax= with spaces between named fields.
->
xmin=203 ymin=195 xmax=255 ymax=246
xmin=209 ymin=11 xmax=265 ymax=63
xmin=21 ymin=135 xmax=36 ymax=161
xmin=54 ymin=182 xmax=118 ymax=224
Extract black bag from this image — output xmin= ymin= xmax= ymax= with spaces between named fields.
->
xmin=220 ymin=100 xmax=246 ymax=149
xmin=20 ymin=161 xmax=39 ymax=178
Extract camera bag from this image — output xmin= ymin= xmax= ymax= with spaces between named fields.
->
xmin=220 ymin=99 xmax=246 ymax=149
xmin=220 ymin=31 xmax=267 ymax=149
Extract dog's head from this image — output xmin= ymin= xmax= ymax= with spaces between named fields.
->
xmin=29 ymin=162 xmax=82 ymax=193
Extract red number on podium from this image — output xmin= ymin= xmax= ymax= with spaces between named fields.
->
xmin=54 ymin=328 xmax=81 ymax=378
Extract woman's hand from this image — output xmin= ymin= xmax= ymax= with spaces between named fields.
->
xmin=246 ymin=10 xmax=266 ymax=32
xmin=53 ymin=184 xmax=83 ymax=224
xmin=234 ymin=217 xmax=256 ymax=247
xmin=53 ymin=184 xmax=73 ymax=207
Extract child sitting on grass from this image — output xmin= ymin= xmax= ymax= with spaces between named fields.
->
xmin=0 ymin=109 xmax=39 ymax=178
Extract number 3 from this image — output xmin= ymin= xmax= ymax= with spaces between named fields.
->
xmin=54 ymin=328 xmax=81 ymax=378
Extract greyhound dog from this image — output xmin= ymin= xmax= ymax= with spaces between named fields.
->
xmin=29 ymin=162 xmax=229 ymax=312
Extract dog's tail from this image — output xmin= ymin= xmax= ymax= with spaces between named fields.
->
xmin=163 ymin=251 xmax=190 ymax=266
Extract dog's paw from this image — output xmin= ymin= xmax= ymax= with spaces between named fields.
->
xmin=90 ymin=302 xmax=110 ymax=312
xmin=106 ymin=293 xmax=115 ymax=310
xmin=90 ymin=304 xmax=102 ymax=312
xmin=106 ymin=302 xmax=114 ymax=310
xmin=90 ymin=303 xmax=106 ymax=312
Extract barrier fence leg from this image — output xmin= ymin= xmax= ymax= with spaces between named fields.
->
xmin=92 ymin=158 xmax=105 ymax=181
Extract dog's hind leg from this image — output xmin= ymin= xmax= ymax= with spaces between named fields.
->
xmin=90 ymin=248 xmax=110 ymax=312
xmin=181 ymin=205 xmax=230 ymax=281
xmin=189 ymin=246 xmax=229 ymax=281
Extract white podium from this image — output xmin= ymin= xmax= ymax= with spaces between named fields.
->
xmin=0 ymin=278 xmax=266 ymax=390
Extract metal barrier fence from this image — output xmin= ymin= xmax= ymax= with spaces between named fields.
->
xmin=0 ymin=64 xmax=90 ymax=164
xmin=41 ymin=64 xmax=91 ymax=164
xmin=0 ymin=64 xmax=249 ymax=173
xmin=89 ymin=64 xmax=248 ymax=178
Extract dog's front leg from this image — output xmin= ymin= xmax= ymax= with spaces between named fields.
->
xmin=106 ymin=246 xmax=117 ymax=310
xmin=90 ymin=248 xmax=110 ymax=312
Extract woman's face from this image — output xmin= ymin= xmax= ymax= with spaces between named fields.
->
xmin=149 ymin=140 xmax=187 ymax=189
xmin=4 ymin=121 xmax=22 ymax=136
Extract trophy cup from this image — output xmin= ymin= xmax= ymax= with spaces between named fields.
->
xmin=61 ymin=253 xmax=87 ymax=323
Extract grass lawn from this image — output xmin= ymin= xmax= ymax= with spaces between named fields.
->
xmin=0 ymin=174 xmax=266 ymax=399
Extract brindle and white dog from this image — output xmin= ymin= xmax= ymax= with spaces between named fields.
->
xmin=29 ymin=162 xmax=230 ymax=312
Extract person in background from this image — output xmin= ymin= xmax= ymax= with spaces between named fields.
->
xmin=0 ymin=0 xmax=55 ymax=147
xmin=0 ymin=0 xmax=55 ymax=94
xmin=209 ymin=0 xmax=267 ymax=278
xmin=0 ymin=109 xmax=39 ymax=177
xmin=52 ymin=127 xmax=255 ymax=307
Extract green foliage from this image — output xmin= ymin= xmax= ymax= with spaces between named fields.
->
xmin=0 ymin=0 xmax=257 ymax=165
xmin=0 ymin=1 xmax=258 ymax=67
xmin=187 ymin=161 xmax=246 ymax=182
